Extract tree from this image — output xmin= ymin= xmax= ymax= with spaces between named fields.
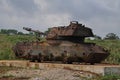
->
xmin=44 ymin=28 xmax=50 ymax=35
xmin=94 ymin=35 xmax=102 ymax=40
xmin=0 ymin=29 xmax=8 ymax=34
xmin=104 ymin=33 xmax=119 ymax=40
xmin=0 ymin=29 xmax=18 ymax=35
xmin=7 ymin=29 xmax=18 ymax=35
xmin=17 ymin=32 xmax=24 ymax=35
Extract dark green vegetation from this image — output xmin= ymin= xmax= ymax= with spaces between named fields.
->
xmin=0 ymin=34 xmax=120 ymax=64
xmin=89 ymin=74 xmax=120 ymax=80
xmin=0 ymin=29 xmax=24 ymax=35
xmin=99 ymin=74 xmax=120 ymax=80
xmin=0 ymin=34 xmax=35 ymax=60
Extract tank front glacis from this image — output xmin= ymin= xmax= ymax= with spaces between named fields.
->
xmin=13 ymin=21 xmax=110 ymax=64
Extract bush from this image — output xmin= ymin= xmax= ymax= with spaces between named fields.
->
xmin=104 ymin=33 xmax=119 ymax=40
xmin=99 ymin=74 xmax=120 ymax=80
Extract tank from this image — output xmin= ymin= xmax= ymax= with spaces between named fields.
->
xmin=13 ymin=21 xmax=110 ymax=64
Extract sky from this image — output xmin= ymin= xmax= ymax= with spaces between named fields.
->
xmin=0 ymin=0 xmax=120 ymax=38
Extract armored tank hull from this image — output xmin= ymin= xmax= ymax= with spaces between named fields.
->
xmin=13 ymin=21 xmax=110 ymax=64
xmin=13 ymin=40 xmax=109 ymax=64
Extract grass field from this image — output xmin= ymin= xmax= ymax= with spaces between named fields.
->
xmin=0 ymin=34 xmax=120 ymax=64
xmin=0 ymin=34 xmax=35 ymax=60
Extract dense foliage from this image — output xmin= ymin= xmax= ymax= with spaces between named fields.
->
xmin=0 ymin=29 xmax=24 ymax=35
xmin=104 ymin=33 xmax=119 ymax=40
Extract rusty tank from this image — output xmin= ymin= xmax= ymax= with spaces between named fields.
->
xmin=13 ymin=21 xmax=110 ymax=64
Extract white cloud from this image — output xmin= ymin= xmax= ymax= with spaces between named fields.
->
xmin=0 ymin=0 xmax=120 ymax=37
xmin=34 ymin=0 xmax=48 ymax=11
xmin=96 ymin=0 xmax=120 ymax=11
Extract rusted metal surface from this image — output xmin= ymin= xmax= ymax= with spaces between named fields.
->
xmin=23 ymin=27 xmax=45 ymax=35
xmin=46 ymin=21 xmax=94 ymax=41
xmin=12 ymin=21 xmax=110 ymax=64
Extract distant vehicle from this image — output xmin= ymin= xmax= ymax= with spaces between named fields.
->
xmin=13 ymin=21 xmax=110 ymax=64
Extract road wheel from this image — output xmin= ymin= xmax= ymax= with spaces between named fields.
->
xmin=67 ymin=57 xmax=73 ymax=64
xmin=30 ymin=58 xmax=35 ymax=62
xmin=37 ymin=59 xmax=41 ymax=62
xmin=29 ymin=54 xmax=35 ymax=62
xmin=62 ymin=57 xmax=67 ymax=64
xmin=37 ymin=53 xmax=43 ymax=62
xmin=67 ymin=60 xmax=72 ymax=64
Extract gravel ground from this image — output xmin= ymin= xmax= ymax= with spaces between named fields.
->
xmin=0 ymin=67 xmax=97 ymax=80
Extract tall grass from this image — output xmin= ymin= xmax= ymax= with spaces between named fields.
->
xmin=0 ymin=34 xmax=35 ymax=60
xmin=89 ymin=74 xmax=120 ymax=80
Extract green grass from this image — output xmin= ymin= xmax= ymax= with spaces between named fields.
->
xmin=89 ymin=74 xmax=120 ymax=80
xmin=0 ymin=34 xmax=35 ymax=60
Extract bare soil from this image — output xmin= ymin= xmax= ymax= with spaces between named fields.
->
xmin=0 ymin=66 xmax=97 ymax=80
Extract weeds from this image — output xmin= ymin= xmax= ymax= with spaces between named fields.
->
xmin=90 ymin=74 xmax=120 ymax=80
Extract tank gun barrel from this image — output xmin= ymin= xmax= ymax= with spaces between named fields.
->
xmin=23 ymin=27 xmax=32 ymax=31
xmin=23 ymin=27 xmax=45 ymax=35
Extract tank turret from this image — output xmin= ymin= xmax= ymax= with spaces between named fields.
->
xmin=46 ymin=21 xmax=94 ymax=42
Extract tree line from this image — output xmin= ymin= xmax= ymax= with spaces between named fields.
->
xmin=0 ymin=29 xmax=24 ymax=35
xmin=94 ymin=33 xmax=119 ymax=40
xmin=0 ymin=29 xmax=119 ymax=40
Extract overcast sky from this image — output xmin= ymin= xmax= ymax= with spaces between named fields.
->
xmin=0 ymin=0 xmax=120 ymax=38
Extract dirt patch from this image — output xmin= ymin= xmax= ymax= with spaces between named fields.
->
xmin=0 ymin=66 xmax=22 ymax=74
xmin=0 ymin=66 xmax=97 ymax=80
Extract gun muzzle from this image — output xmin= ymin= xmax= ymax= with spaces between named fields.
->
xmin=23 ymin=27 xmax=32 ymax=31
